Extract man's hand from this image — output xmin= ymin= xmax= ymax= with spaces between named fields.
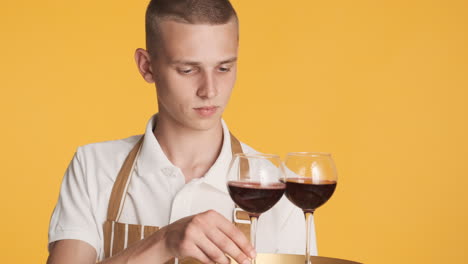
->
xmin=160 ymin=210 xmax=255 ymax=264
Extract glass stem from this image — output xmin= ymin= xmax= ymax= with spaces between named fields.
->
xmin=249 ymin=215 xmax=258 ymax=264
xmin=304 ymin=211 xmax=314 ymax=264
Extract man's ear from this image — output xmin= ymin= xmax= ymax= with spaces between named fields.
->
xmin=134 ymin=48 xmax=155 ymax=83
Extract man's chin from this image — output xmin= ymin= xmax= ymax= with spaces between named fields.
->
xmin=188 ymin=116 xmax=223 ymax=131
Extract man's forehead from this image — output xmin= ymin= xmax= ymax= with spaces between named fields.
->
xmin=156 ymin=18 xmax=239 ymax=38
xmin=155 ymin=19 xmax=239 ymax=64
xmin=169 ymin=57 xmax=238 ymax=66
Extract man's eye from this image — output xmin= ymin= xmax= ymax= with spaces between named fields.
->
xmin=179 ymin=68 xmax=193 ymax=74
xmin=219 ymin=66 xmax=231 ymax=72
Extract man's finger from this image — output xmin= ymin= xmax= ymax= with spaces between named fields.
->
xmin=217 ymin=220 xmax=256 ymax=259
xmin=185 ymin=247 xmax=214 ymax=264
xmin=196 ymin=234 xmax=231 ymax=264
xmin=206 ymin=228 xmax=251 ymax=264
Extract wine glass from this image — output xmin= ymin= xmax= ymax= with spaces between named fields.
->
xmin=283 ymin=152 xmax=338 ymax=264
xmin=227 ymin=153 xmax=286 ymax=263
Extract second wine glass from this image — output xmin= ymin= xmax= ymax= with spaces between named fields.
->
xmin=284 ymin=152 xmax=338 ymax=264
xmin=227 ymin=153 xmax=286 ymax=264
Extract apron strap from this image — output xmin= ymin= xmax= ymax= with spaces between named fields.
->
xmin=229 ymin=133 xmax=250 ymax=178
xmin=229 ymin=133 xmax=252 ymax=240
xmin=230 ymin=132 xmax=242 ymax=154
xmin=106 ymin=136 xmax=144 ymax=221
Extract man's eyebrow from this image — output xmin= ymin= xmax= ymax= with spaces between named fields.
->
xmin=170 ymin=57 xmax=237 ymax=66
xmin=170 ymin=60 xmax=200 ymax=66
xmin=219 ymin=57 xmax=237 ymax=64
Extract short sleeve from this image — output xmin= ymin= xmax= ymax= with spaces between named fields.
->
xmin=48 ymin=149 xmax=100 ymax=255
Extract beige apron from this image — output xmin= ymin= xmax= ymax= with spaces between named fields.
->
xmin=102 ymin=133 xmax=251 ymax=263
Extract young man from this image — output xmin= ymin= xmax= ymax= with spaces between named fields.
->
xmin=47 ymin=0 xmax=315 ymax=263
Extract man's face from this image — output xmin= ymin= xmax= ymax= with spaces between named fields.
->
xmin=150 ymin=19 xmax=239 ymax=131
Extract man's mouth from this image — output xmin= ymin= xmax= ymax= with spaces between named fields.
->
xmin=193 ymin=106 xmax=219 ymax=117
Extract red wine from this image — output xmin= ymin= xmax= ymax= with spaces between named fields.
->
xmin=284 ymin=178 xmax=336 ymax=213
xmin=228 ymin=181 xmax=286 ymax=217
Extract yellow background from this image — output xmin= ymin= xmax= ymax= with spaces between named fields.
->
xmin=1 ymin=0 xmax=467 ymax=263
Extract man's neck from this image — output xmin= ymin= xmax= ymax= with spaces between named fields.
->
xmin=153 ymin=114 xmax=224 ymax=183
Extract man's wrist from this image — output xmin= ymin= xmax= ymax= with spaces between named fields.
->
xmin=127 ymin=227 xmax=173 ymax=264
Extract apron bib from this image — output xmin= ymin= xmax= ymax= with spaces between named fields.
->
xmin=102 ymin=133 xmax=251 ymax=263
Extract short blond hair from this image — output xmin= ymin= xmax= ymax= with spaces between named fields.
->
xmin=145 ymin=0 xmax=238 ymax=57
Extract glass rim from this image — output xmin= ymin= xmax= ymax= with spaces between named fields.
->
xmin=234 ymin=153 xmax=281 ymax=159
xmin=286 ymin=152 xmax=331 ymax=157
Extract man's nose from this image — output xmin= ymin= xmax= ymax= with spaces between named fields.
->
xmin=196 ymin=71 xmax=218 ymax=99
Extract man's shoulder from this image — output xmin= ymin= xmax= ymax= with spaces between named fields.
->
xmin=239 ymin=141 xmax=259 ymax=154
xmin=76 ymin=134 xmax=143 ymax=162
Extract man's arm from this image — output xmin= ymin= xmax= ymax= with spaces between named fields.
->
xmin=46 ymin=233 xmax=168 ymax=264
xmin=46 ymin=237 xmax=167 ymax=264
xmin=47 ymin=210 xmax=255 ymax=264
xmin=47 ymin=240 xmax=97 ymax=264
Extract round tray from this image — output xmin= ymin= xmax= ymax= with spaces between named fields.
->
xmin=181 ymin=253 xmax=362 ymax=264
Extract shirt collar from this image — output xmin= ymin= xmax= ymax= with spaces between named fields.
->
xmin=137 ymin=114 xmax=175 ymax=177
xmin=136 ymin=114 xmax=234 ymax=194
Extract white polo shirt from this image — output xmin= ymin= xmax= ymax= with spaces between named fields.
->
xmin=48 ymin=114 xmax=317 ymax=260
